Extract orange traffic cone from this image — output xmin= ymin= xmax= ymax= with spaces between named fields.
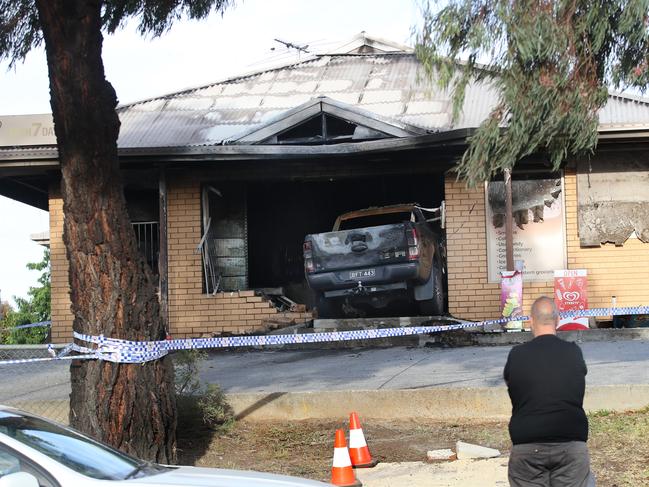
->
xmin=331 ymin=429 xmax=362 ymax=487
xmin=348 ymin=412 xmax=378 ymax=468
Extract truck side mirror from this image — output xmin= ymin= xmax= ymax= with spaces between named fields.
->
xmin=0 ymin=472 xmax=40 ymax=487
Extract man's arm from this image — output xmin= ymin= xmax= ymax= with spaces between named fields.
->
xmin=574 ymin=343 xmax=587 ymax=375
xmin=504 ymin=349 xmax=513 ymax=385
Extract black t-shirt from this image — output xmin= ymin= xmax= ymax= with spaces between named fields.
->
xmin=504 ymin=334 xmax=589 ymax=445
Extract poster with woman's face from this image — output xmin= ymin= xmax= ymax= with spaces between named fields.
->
xmin=485 ymin=177 xmax=567 ymax=282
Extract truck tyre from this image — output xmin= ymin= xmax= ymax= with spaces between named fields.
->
xmin=418 ymin=262 xmax=445 ymax=316
xmin=315 ymin=293 xmax=340 ymax=319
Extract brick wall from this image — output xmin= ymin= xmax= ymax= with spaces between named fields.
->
xmin=165 ymin=177 xmax=311 ymax=338
xmin=445 ymin=177 xmax=504 ymax=320
xmin=48 ymin=178 xmax=310 ymax=344
xmin=444 ymin=171 xmax=649 ymax=322
xmin=49 ymin=188 xmax=74 ymax=343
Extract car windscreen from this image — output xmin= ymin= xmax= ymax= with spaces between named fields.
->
xmin=338 ymin=212 xmax=413 ymax=231
xmin=0 ymin=410 xmax=163 ymax=480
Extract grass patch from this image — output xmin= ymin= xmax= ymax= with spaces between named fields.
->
xmin=589 ymin=407 xmax=649 ymax=486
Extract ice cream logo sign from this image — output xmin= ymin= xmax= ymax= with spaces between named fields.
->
xmin=560 ymin=290 xmax=582 ymax=305
xmin=554 ymin=270 xmax=589 ymax=330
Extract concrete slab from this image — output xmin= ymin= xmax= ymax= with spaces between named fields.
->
xmin=456 ymin=441 xmax=500 ymax=459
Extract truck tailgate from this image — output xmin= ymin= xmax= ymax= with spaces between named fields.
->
xmin=308 ymin=223 xmax=409 ymax=273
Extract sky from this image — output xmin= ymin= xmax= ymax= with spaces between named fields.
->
xmin=0 ymin=0 xmax=422 ymax=306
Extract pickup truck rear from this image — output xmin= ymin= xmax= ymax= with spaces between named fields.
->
xmin=303 ymin=203 xmax=446 ymax=318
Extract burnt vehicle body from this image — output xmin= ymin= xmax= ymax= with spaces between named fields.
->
xmin=303 ymin=204 xmax=446 ymax=318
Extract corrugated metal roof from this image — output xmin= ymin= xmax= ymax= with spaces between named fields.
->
xmin=117 ymin=49 xmax=649 ymax=148
xmin=599 ymin=93 xmax=649 ymax=129
xmin=116 ymin=54 xmax=448 ymax=147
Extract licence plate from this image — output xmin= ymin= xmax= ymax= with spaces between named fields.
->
xmin=349 ymin=269 xmax=376 ymax=279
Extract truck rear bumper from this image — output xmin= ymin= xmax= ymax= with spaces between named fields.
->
xmin=323 ymin=281 xmax=408 ymax=298
xmin=307 ymin=262 xmax=420 ymax=293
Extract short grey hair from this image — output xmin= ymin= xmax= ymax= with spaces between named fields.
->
xmin=530 ymin=296 xmax=559 ymax=325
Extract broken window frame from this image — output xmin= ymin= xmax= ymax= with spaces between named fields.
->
xmin=262 ymin=113 xmax=391 ymax=145
xmin=198 ymin=184 xmax=249 ymax=294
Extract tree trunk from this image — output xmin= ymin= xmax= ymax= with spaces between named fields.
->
xmin=35 ymin=0 xmax=176 ymax=463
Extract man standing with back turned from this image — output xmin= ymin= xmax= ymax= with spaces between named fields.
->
xmin=504 ymin=296 xmax=596 ymax=486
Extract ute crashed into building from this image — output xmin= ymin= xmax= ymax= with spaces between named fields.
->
xmin=303 ymin=203 xmax=446 ymax=318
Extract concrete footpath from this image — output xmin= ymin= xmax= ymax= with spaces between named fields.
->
xmin=200 ymin=339 xmax=649 ymax=420
xmin=355 ymin=460 xmax=508 ymax=487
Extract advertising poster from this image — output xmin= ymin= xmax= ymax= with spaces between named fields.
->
xmin=486 ymin=177 xmax=567 ymax=283
xmin=501 ymin=270 xmax=523 ymax=331
xmin=554 ymin=269 xmax=589 ymax=331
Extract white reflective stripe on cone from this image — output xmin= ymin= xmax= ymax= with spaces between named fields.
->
xmin=333 ymin=447 xmax=352 ymax=467
xmin=349 ymin=428 xmax=367 ymax=448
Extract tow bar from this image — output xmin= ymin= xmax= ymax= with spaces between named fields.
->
xmin=352 ymin=281 xmax=369 ymax=295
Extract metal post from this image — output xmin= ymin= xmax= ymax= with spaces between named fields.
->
xmin=504 ymin=168 xmax=514 ymax=271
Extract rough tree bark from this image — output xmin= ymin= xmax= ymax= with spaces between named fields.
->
xmin=35 ymin=0 xmax=176 ymax=462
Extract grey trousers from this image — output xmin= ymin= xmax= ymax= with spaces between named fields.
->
xmin=508 ymin=441 xmax=596 ymax=487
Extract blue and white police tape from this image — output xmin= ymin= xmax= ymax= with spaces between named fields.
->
xmin=13 ymin=321 xmax=52 ymax=330
xmin=1 ymin=306 xmax=647 ymax=366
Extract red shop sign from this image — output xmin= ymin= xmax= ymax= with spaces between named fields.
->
xmin=554 ymin=269 xmax=589 ymax=331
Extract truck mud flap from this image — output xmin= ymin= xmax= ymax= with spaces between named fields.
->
xmin=414 ymin=270 xmax=434 ymax=301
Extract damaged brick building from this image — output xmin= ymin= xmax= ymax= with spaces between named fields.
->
xmin=1 ymin=33 xmax=648 ymax=342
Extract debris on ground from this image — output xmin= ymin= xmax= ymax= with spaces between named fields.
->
xmin=257 ymin=288 xmax=304 ymax=312
xmin=455 ymin=440 xmax=501 ymax=459
xmin=426 ymin=449 xmax=457 ymax=462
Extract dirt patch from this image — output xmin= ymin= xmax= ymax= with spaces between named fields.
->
xmin=177 ymin=417 xmax=508 ymax=483
xmin=177 ymin=409 xmax=649 ymax=486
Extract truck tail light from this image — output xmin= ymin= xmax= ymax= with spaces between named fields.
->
xmin=406 ymin=228 xmax=418 ymax=247
xmin=406 ymin=228 xmax=419 ymax=261
xmin=303 ymin=240 xmax=315 ymax=273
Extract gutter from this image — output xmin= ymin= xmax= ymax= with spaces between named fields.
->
xmin=0 ymin=129 xmax=475 ymax=165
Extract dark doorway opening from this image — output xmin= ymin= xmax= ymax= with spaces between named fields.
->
xmin=246 ymin=173 xmax=445 ymax=307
